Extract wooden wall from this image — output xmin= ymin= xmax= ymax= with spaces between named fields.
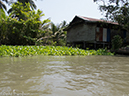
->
xmin=67 ymin=23 xmax=96 ymax=43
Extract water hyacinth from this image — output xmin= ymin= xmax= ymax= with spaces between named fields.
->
xmin=0 ymin=45 xmax=114 ymax=57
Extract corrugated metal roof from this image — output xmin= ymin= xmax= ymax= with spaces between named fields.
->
xmin=64 ymin=15 xmax=120 ymax=31
xmin=77 ymin=15 xmax=119 ymax=25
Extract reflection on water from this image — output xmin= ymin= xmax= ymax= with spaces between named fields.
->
xmin=0 ymin=56 xmax=129 ymax=96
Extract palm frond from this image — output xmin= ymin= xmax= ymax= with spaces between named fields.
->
xmin=17 ymin=0 xmax=36 ymax=9
xmin=0 ymin=1 xmax=7 ymax=10
xmin=2 ymin=0 xmax=8 ymax=3
xmin=7 ymin=8 xmax=12 ymax=14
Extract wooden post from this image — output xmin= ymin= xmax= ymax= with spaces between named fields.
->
xmin=83 ymin=41 xmax=86 ymax=49
xmin=94 ymin=41 xmax=96 ymax=49
xmin=73 ymin=42 xmax=76 ymax=47
xmin=103 ymin=43 xmax=105 ymax=49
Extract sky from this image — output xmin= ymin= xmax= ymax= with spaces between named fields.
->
xmin=34 ymin=0 xmax=103 ymax=24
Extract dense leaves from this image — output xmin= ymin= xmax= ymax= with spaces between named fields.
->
xmin=8 ymin=0 xmax=36 ymax=14
xmin=0 ymin=45 xmax=114 ymax=57
xmin=112 ymin=35 xmax=123 ymax=50
xmin=17 ymin=0 xmax=36 ymax=9
xmin=0 ymin=2 xmax=67 ymax=46
xmin=0 ymin=2 xmax=50 ymax=45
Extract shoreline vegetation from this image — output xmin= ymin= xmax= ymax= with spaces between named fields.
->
xmin=0 ymin=45 xmax=114 ymax=57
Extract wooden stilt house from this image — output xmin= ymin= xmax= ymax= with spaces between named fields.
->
xmin=65 ymin=15 xmax=129 ymax=49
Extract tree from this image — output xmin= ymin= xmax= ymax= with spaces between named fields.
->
xmin=0 ymin=2 xmax=50 ymax=45
xmin=36 ymin=21 xmax=67 ymax=46
xmin=94 ymin=0 xmax=129 ymax=31
xmin=8 ymin=1 xmax=34 ymax=19
xmin=17 ymin=0 xmax=36 ymax=9
xmin=49 ymin=21 xmax=67 ymax=46
xmin=0 ymin=0 xmax=8 ymax=44
xmin=8 ymin=0 xmax=36 ymax=14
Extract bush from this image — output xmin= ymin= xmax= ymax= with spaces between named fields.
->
xmin=112 ymin=35 xmax=123 ymax=50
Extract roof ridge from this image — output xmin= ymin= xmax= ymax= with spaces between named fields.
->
xmin=76 ymin=15 xmax=118 ymax=25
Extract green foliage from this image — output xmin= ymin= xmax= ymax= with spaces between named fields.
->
xmin=0 ymin=9 xmax=8 ymax=44
xmin=0 ymin=45 xmax=114 ymax=57
xmin=0 ymin=2 xmax=50 ymax=45
xmin=112 ymin=35 xmax=123 ymax=50
xmin=17 ymin=0 xmax=36 ymax=10
xmin=9 ymin=2 xmax=38 ymax=19
xmin=50 ymin=21 xmax=67 ymax=46
xmin=0 ymin=2 xmax=67 ymax=46
xmin=37 ymin=21 xmax=67 ymax=46
xmin=0 ymin=9 xmax=7 ymax=20
xmin=8 ymin=0 xmax=36 ymax=14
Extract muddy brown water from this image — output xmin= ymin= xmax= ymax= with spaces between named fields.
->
xmin=0 ymin=56 xmax=129 ymax=96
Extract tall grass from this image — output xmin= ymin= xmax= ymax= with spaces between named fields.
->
xmin=0 ymin=45 xmax=114 ymax=57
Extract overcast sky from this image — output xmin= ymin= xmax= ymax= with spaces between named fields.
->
xmin=34 ymin=0 xmax=103 ymax=24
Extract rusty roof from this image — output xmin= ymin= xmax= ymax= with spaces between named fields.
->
xmin=77 ymin=15 xmax=119 ymax=25
xmin=64 ymin=15 xmax=119 ymax=31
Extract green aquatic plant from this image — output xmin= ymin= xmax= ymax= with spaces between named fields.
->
xmin=0 ymin=45 xmax=114 ymax=57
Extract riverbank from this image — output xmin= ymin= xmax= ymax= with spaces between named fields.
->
xmin=0 ymin=45 xmax=114 ymax=57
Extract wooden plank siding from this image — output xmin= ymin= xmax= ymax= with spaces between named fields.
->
xmin=67 ymin=23 xmax=96 ymax=43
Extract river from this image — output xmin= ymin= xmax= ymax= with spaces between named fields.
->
xmin=0 ymin=56 xmax=129 ymax=96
